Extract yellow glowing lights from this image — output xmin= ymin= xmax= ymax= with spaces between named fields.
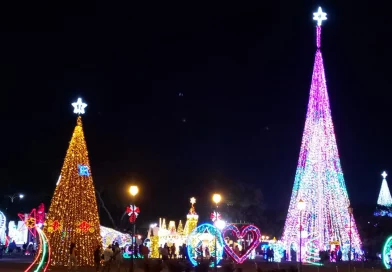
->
xmin=129 ymin=185 xmax=139 ymax=196
xmin=212 ymin=193 xmax=222 ymax=204
xmin=44 ymin=116 xmax=101 ymax=266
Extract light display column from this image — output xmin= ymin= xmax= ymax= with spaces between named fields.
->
xmin=281 ymin=7 xmax=362 ymax=261
xmin=44 ymin=98 xmax=101 ymax=266
xmin=183 ymin=197 xmax=199 ymax=236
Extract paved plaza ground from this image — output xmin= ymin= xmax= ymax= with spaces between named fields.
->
xmin=0 ymin=256 xmax=386 ymax=272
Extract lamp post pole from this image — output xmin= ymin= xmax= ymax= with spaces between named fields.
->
xmin=297 ymin=199 xmax=305 ymax=272
xmin=6 ymin=194 xmax=24 ymax=203
xmin=300 ymin=209 xmax=302 ymax=272
xmin=129 ymin=186 xmax=139 ymax=272
xmin=212 ymin=193 xmax=222 ymax=272
xmin=215 ymin=205 xmax=218 ymax=271
xmin=348 ymin=206 xmax=353 ymax=272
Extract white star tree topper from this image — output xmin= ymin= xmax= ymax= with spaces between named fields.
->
xmin=313 ymin=7 xmax=327 ymax=26
xmin=190 ymin=197 xmax=196 ymax=206
xmin=72 ymin=98 xmax=87 ymax=114
xmin=382 ymin=171 xmax=388 ymax=179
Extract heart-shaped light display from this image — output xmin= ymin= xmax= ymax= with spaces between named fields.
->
xmin=186 ymin=223 xmax=224 ymax=267
xmin=222 ymin=224 xmax=261 ymax=264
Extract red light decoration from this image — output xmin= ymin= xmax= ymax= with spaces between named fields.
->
xmin=210 ymin=211 xmax=221 ymax=222
xmin=126 ymin=205 xmax=140 ymax=223
xmin=78 ymin=221 xmax=91 ymax=233
xmin=46 ymin=220 xmax=62 ymax=233
xmin=36 ymin=203 xmax=45 ymax=225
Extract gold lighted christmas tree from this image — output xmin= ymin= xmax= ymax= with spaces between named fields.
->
xmin=44 ymin=98 xmax=101 ymax=266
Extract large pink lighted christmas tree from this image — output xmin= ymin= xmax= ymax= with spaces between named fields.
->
xmin=281 ymin=7 xmax=362 ymax=262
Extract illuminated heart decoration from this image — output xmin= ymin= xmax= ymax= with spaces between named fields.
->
xmin=186 ymin=223 xmax=224 ymax=267
xmin=222 ymin=224 xmax=261 ymax=264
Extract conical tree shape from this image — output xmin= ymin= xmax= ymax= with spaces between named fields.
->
xmin=377 ymin=172 xmax=392 ymax=207
xmin=177 ymin=220 xmax=184 ymax=235
xmin=44 ymin=116 xmax=101 ymax=266
xmin=281 ymin=18 xmax=361 ymax=260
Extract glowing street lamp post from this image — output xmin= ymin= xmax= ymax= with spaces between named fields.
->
xmin=129 ymin=185 xmax=139 ymax=272
xmin=348 ymin=206 xmax=353 ymax=272
xmin=6 ymin=194 xmax=24 ymax=203
xmin=212 ymin=193 xmax=221 ymax=272
xmin=298 ymin=199 xmax=306 ymax=272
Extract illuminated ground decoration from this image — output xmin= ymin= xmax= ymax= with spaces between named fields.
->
xmin=281 ymin=7 xmax=362 ymax=261
xmin=21 ymin=209 xmax=51 ymax=272
xmin=187 ymin=223 xmax=224 ymax=267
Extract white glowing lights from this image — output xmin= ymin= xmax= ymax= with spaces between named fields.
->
xmin=190 ymin=197 xmax=196 ymax=205
xmin=0 ymin=211 xmax=6 ymax=244
xmin=281 ymin=9 xmax=362 ymax=261
xmin=72 ymin=98 xmax=87 ymax=115
xmin=377 ymin=171 xmax=392 ymax=207
xmin=313 ymin=7 xmax=327 ymax=26
xmin=382 ymin=171 xmax=388 ymax=179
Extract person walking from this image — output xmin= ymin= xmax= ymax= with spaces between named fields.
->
xmin=68 ymin=242 xmax=77 ymax=271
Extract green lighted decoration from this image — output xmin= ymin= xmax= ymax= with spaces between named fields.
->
xmin=383 ymin=236 xmax=392 ymax=268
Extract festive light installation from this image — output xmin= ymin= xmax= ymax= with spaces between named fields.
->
xmin=382 ymin=236 xmax=392 ymax=269
xmin=0 ymin=211 xmax=6 ymax=244
xmin=374 ymin=171 xmax=392 ymax=217
xmin=126 ymin=205 xmax=140 ymax=223
xmin=36 ymin=204 xmax=45 ymax=226
xmin=377 ymin=172 xmax=392 ymax=206
xmin=18 ymin=209 xmax=37 ymax=237
xmin=221 ymin=224 xmax=261 ymax=264
xmin=281 ymin=7 xmax=362 ymax=261
xmin=210 ymin=212 xmax=222 ymax=222
xmin=177 ymin=220 xmax=184 ymax=235
xmin=72 ymin=98 xmax=87 ymax=115
xmin=44 ymin=100 xmax=101 ymax=266
xmin=23 ymin=213 xmax=51 ymax=272
xmin=184 ymin=197 xmax=199 ymax=236
xmin=186 ymin=223 xmax=224 ymax=267
xmin=100 ymin=226 xmax=131 ymax=249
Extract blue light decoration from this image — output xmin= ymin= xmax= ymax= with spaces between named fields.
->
xmin=78 ymin=164 xmax=90 ymax=176
xmin=383 ymin=236 xmax=392 ymax=269
xmin=186 ymin=223 xmax=224 ymax=267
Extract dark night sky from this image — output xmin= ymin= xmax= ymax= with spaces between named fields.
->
xmin=1 ymin=1 xmax=392 ymax=226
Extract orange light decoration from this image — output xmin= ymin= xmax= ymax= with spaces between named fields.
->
xmin=46 ymin=220 xmax=62 ymax=233
xmin=44 ymin=106 xmax=101 ymax=266
xmin=18 ymin=209 xmax=37 ymax=237
xmin=20 ymin=210 xmax=51 ymax=272
xmin=76 ymin=221 xmax=94 ymax=233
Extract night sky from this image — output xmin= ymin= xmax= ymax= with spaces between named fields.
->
xmin=1 ymin=1 xmax=391 ymax=226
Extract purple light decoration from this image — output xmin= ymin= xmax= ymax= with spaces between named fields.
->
xmin=221 ymin=224 xmax=261 ymax=264
xmin=281 ymin=7 xmax=362 ymax=262
xmin=316 ymin=26 xmax=321 ymax=48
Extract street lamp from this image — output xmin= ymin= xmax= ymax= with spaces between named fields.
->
xmin=212 ymin=193 xmax=221 ymax=272
xmin=297 ymin=199 xmax=306 ymax=272
xmin=348 ymin=205 xmax=353 ymax=272
xmin=6 ymin=194 xmax=24 ymax=203
xmin=129 ymin=185 xmax=139 ymax=272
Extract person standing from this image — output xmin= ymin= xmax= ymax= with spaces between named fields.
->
xmin=94 ymin=244 xmax=102 ymax=272
xmin=68 ymin=242 xmax=77 ymax=271
xmin=102 ymin=245 xmax=113 ymax=272
xmin=113 ymin=243 xmax=122 ymax=272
